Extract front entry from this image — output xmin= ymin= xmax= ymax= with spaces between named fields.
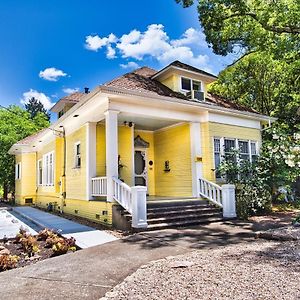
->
xmin=134 ymin=149 xmax=148 ymax=188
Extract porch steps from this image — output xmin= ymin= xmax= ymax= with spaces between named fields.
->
xmin=120 ymin=199 xmax=223 ymax=231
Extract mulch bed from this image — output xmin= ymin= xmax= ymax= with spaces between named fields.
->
xmin=0 ymin=238 xmax=54 ymax=269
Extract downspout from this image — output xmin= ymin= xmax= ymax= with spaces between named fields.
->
xmin=60 ymin=126 xmax=66 ymax=213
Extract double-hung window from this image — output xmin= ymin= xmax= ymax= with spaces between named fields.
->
xmin=181 ymin=77 xmax=202 ymax=92
xmin=43 ymin=152 xmax=54 ymax=186
xmin=238 ymin=140 xmax=250 ymax=162
xmin=37 ymin=159 xmax=43 ymax=185
xmin=213 ymin=138 xmax=221 ymax=178
xmin=75 ymin=142 xmax=81 ymax=168
xmin=15 ymin=163 xmax=21 ymax=180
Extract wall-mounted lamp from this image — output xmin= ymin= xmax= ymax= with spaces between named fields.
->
xmin=164 ymin=160 xmax=171 ymax=172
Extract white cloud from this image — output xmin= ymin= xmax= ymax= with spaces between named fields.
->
xmin=120 ymin=61 xmax=140 ymax=69
xmin=39 ymin=67 xmax=67 ymax=81
xmin=85 ymin=33 xmax=117 ymax=51
xmin=63 ymin=87 xmax=80 ymax=94
xmin=84 ymin=24 xmax=212 ymax=71
xmin=20 ymin=89 xmax=54 ymax=110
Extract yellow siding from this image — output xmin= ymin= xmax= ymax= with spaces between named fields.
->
xmin=65 ymin=126 xmax=86 ymax=200
xmin=134 ymin=130 xmax=155 ymax=195
xmin=15 ymin=153 xmax=37 ymax=205
xmin=202 ymin=122 xmax=262 ymax=181
xmin=96 ymin=124 xmax=106 ymax=177
xmin=161 ymin=75 xmax=178 ymax=91
xmin=154 ymin=123 xmax=192 ymax=197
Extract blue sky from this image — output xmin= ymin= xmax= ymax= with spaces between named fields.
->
xmin=0 ymin=0 xmax=235 ymax=116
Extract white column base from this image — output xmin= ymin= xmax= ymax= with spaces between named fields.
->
xmin=222 ymin=184 xmax=237 ymax=218
xmin=131 ymin=186 xmax=148 ymax=228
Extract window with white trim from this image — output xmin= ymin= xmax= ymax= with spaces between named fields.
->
xmin=213 ymin=138 xmax=258 ymax=178
xmin=43 ymin=152 xmax=54 ymax=186
xmin=37 ymin=159 xmax=43 ymax=186
xmin=15 ymin=163 xmax=21 ymax=180
xmin=74 ymin=142 xmax=81 ymax=168
xmin=180 ymin=77 xmax=202 ymax=92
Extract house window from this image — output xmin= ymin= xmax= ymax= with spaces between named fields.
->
xmin=43 ymin=152 xmax=54 ymax=186
xmin=250 ymin=141 xmax=258 ymax=162
xmin=213 ymin=138 xmax=221 ymax=178
xmin=15 ymin=163 xmax=21 ymax=180
xmin=75 ymin=142 xmax=81 ymax=168
xmin=181 ymin=77 xmax=202 ymax=92
xmin=37 ymin=159 xmax=43 ymax=185
xmin=238 ymin=140 xmax=250 ymax=162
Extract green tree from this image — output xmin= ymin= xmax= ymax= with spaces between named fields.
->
xmin=176 ymin=0 xmax=300 ymax=59
xmin=0 ymin=106 xmax=49 ymax=199
xmin=25 ymin=97 xmax=51 ymax=121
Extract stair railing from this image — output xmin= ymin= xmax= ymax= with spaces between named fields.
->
xmin=112 ymin=177 xmax=147 ymax=228
xmin=199 ymin=178 xmax=236 ymax=218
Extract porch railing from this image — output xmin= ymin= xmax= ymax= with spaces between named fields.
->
xmin=91 ymin=177 xmax=107 ymax=196
xmin=113 ymin=177 xmax=133 ymax=214
xmin=199 ymin=178 xmax=236 ymax=218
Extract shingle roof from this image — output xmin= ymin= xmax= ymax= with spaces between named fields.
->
xmin=15 ymin=128 xmax=48 ymax=145
xmin=59 ymin=92 xmax=84 ymax=103
xmin=153 ymin=60 xmax=218 ymax=79
xmin=104 ymin=65 xmax=259 ymax=114
xmin=104 ymin=67 xmax=187 ymax=100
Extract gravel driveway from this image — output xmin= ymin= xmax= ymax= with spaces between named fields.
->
xmin=102 ymin=240 xmax=300 ymax=300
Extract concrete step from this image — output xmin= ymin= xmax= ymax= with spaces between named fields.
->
xmin=147 ymin=199 xmax=208 ymax=208
xmin=146 ymin=207 xmax=221 ymax=219
xmin=146 ymin=216 xmax=223 ymax=230
xmin=147 ymin=212 xmax=222 ymax=225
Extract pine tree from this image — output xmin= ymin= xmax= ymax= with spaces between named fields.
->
xmin=25 ymin=97 xmax=51 ymax=121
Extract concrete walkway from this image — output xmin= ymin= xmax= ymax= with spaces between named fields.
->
xmin=12 ymin=207 xmax=117 ymax=248
xmin=0 ymin=220 xmax=258 ymax=300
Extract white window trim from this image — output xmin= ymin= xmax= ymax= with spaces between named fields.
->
xmin=74 ymin=141 xmax=81 ymax=168
xmin=15 ymin=162 xmax=21 ymax=180
xmin=213 ymin=137 xmax=259 ymax=179
xmin=37 ymin=159 xmax=43 ymax=186
xmin=179 ymin=76 xmax=203 ymax=93
xmin=42 ymin=151 xmax=55 ymax=186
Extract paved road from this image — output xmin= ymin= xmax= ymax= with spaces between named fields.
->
xmin=12 ymin=207 xmax=117 ymax=248
xmin=0 ymin=220 xmax=258 ymax=300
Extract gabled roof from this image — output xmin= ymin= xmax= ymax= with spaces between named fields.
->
xmin=104 ymin=64 xmax=258 ymax=114
xmin=14 ymin=128 xmax=48 ymax=146
xmin=151 ymin=60 xmax=218 ymax=80
xmin=50 ymin=92 xmax=84 ymax=112
xmin=104 ymin=67 xmax=187 ymax=100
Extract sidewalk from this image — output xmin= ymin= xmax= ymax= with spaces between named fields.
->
xmin=12 ymin=207 xmax=117 ymax=248
xmin=0 ymin=220 xmax=257 ymax=300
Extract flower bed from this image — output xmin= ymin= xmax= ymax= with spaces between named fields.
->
xmin=0 ymin=228 xmax=78 ymax=272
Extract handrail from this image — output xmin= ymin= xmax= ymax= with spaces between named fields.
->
xmin=91 ymin=177 xmax=107 ymax=196
xmin=199 ymin=178 xmax=222 ymax=207
xmin=112 ymin=177 xmax=133 ymax=214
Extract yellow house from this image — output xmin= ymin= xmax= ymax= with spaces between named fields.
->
xmin=9 ymin=61 xmax=274 ymax=230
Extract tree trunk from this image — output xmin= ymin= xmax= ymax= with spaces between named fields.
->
xmin=3 ymin=183 xmax=8 ymax=200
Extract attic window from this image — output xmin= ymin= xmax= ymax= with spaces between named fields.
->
xmin=181 ymin=77 xmax=202 ymax=92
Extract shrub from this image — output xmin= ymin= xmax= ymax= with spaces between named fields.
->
xmin=37 ymin=228 xmax=56 ymax=241
xmin=20 ymin=235 xmax=39 ymax=257
xmin=0 ymin=255 xmax=19 ymax=271
xmin=15 ymin=228 xmax=28 ymax=243
xmin=52 ymin=237 xmax=76 ymax=256
xmin=45 ymin=234 xmax=61 ymax=248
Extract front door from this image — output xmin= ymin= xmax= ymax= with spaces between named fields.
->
xmin=134 ymin=149 xmax=148 ymax=188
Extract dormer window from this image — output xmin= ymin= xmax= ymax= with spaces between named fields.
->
xmin=181 ymin=77 xmax=202 ymax=92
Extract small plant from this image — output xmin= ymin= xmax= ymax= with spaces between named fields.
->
xmin=0 ymin=255 xmax=19 ymax=271
xmin=45 ymin=234 xmax=61 ymax=248
xmin=15 ymin=228 xmax=28 ymax=243
xmin=20 ymin=235 xmax=39 ymax=257
xmin=37 ymin=228 xmax=56 ymax=241
xmin=52 ymin=237 xmax=76 ymax=256
xmin=292 ymin=214 xmax=300 ymax=225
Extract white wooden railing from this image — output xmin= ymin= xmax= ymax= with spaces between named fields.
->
xmin=91 ymin=177 xmax=107 ymax=196
xmin=112 ymin=177 xmax=148 ymax=228
xmin=113 ymin=177 xmax=133 ymax=214
xmin=199 ymin=178 xmax=236 ymax=218
xmin=199 ymin=178 xmax=222 ymax=207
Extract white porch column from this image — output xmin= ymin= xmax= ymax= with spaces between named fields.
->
xmin=86 ymin=122 xmax=97 ymax=200
xmin=190 ymin=122 xmax=203 ymax=197
xmin=104 ymin=110 xmax=119 ymax=202
xmin=222 ymin=184 xmax=237 ymax=218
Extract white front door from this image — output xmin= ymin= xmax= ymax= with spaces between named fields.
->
xmin=134 ymin=149 xmax=148 ymax=188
